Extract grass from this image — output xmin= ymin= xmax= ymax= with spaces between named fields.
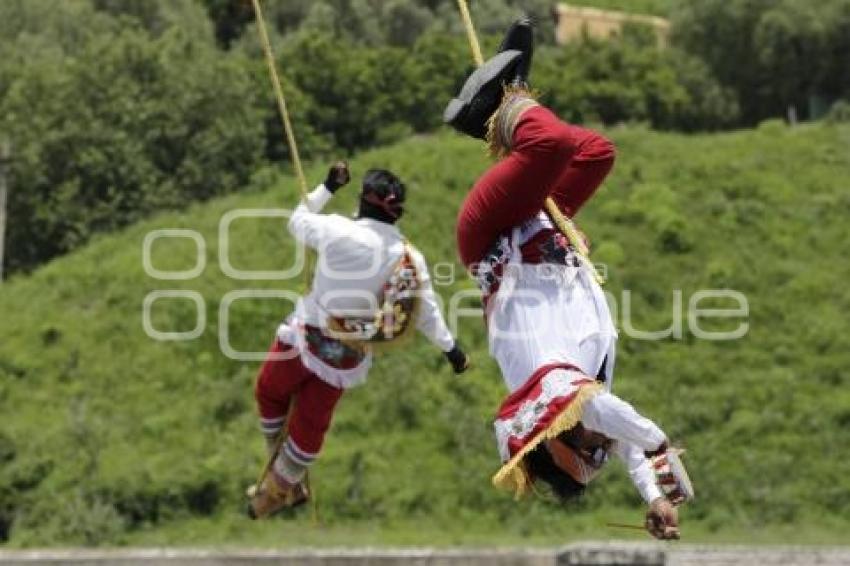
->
xmin=1 ymin=121 xmax=850 ymax=547
xmin=119 ymin=512 xmax=850 ymax=548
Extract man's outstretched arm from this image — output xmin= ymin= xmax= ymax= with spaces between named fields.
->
xmin=584 ymin=391 xmax=680 ymax=540
xmin=411 ymin=249 xmax=469 ymax=374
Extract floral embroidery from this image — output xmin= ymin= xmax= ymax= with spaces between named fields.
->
xmin=328 ymin=247 xmax=421 ymax=346
xmin=475 ymin=235 xmax=513 ymax=296
xmin=494 ymin=371 xmax=582 ymax=460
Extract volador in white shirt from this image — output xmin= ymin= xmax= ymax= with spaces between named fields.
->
xmin=247 ymin=165 xmax=468 ymax=521
xmin=277 ymin=183 xmax=458 ymax=389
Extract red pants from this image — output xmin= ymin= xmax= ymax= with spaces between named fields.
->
xmin=457 ymin=106 xmax=616 ymax=268
xmin=254 ymin=340 xmax=343 ymax=460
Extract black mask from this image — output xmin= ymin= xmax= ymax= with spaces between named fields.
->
xmin=358 ymin=169 xmax=406 ymax=224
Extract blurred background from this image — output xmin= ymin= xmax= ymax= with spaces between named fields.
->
xmin=0 ymin=0 xmax=849 ymax=549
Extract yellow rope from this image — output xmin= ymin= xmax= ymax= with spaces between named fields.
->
xmin=249 ymin=0 xmax=318 ymax=523
xmin=253 ymin=429 xmax=287 ymax=499
xmin=251 ymin=0 xmax=315 ymax=284
xmin=456 ymin=0 xmax=484 ymax=66
xmin=454 ymin=0 xmax=603 ymax=283
xmin=251 ymin=0 xmax=308 ymax=199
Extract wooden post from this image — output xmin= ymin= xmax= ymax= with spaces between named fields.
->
xmin=0 ymin=141 xmax=10 ymax=283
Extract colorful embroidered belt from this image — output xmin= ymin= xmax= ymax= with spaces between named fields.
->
xmin=475 ymin=229 xmax=580 ymax=301
xmin=303 ymin=325 xmax=366 ymax=370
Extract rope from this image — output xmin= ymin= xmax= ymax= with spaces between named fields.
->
xmin=456 ymin=0 xmax=484 ymax=66
xmin=253 ymin=431 xmax=287 ymax=499
xmin=251 ymin=0 xmax=308 ymax=199
xmin=251 ymin=0 xmax=315 ymax=285
xmin=454 ymin=0 xmax=603 ymax=282
xmin=249 ymin=0 xmax=318 ymax=524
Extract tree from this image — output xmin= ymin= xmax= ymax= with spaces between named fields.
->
xmin=0 ymin=20 xmax=268 ymax=272
xmin=755 ymin=1 xmax=829 ymax=117
xmin=385 ymin=0 xmax=435 ymax=46
xmin=818 ymin=0 xmax=850 ymax=102
xmin=672 ymin=0 xmax=850 ymax=124
xmin=199 ymin=0 xmax=255 ymax=47
xmin=534 ymin=33 xmax=738 ymax=131
xmin=201 ymin=0 xmax=560 ymax=50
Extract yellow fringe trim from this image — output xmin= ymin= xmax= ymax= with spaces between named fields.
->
xmin=362 ymin=241 xmax=422 ymax=355
xmin=491 ymin=381 xmax=604 ymax=498
xmin=332 ymin=298 xmax=422 ymax=356
xmin=329 ymin=242 xmax=422 ymax=356
xmin=485 ymin=84 xmax=540 ymax=159
xmin=364 ymin=293 xmax=421 ymax=355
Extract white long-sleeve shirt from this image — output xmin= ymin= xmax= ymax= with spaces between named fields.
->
xmin=582 ymin=391 xmax=667 ymax=504
xmin=277 ymin=184 xmax=456 ymax=388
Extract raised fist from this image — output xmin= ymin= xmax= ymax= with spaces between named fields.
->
xmin=324 ymin=161 xmax=350 ymax=193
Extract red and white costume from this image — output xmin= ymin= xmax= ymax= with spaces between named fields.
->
xmin=457 ymin=104 xmax=668 ymax=501
xmin=256 ymin=184 xmax=456 ymax=478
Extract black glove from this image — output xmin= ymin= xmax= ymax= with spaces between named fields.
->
xmin=444 ymin=344 xmax=469 ymax=374
xmin=324 ymin=161 xmax=350 ymax=193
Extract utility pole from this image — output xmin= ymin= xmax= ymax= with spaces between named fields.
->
xmin=0 ymin=141 xmax=10 ymax=283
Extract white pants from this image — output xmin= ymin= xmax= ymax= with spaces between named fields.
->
xmin=487 ymin=263 xmax=617 ymax=393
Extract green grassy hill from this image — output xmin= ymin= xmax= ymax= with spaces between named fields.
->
xmin=1 ymin=122 xmax=849 ymax=547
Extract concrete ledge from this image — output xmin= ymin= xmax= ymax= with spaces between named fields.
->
xmin=0 ymin=548 xmax=555 ymax=566
xmin=1 ymin=544 xmax=849 ymax=565
xmin=560 ymin=542 xmax=665 ymax=565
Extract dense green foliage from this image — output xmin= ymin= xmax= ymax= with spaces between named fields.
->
xmin=200 ymin=0 xmax=675 ymax=49
xmin=1 ymin=123 xmax=849 ymax=546
xmin=2 ymin=3 xmax=847 ymax=545
xmin=533 ymin=34 xmax=738 ymax=131
xmin=671 ymin=0 xmax=850 ymax=124
xmin=203 ymin=0 xmax=559 ymax=47
xmin=0 ymin=0 xmax=739 ymax=275
xmin=0 ymin=0 xmax=275 ymax=274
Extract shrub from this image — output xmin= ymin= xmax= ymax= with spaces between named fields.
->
xmin=826 ymin=100 xmax=850 ymax=123
xmin=0 ymin=11 xmax=267 ymax=273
